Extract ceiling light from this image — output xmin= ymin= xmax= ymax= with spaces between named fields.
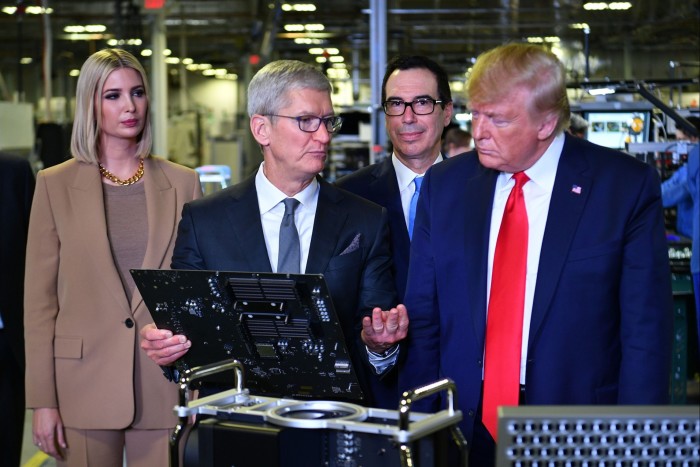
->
xmin=202 ymin=69 xmax=216 ymax=76
xmin=141 ymin=49 xmax=153 ymax=57
xmin=2 ymin=6 xmax=53 ymax=15
xmin=583 ymin=2 xmax=608 ymax=10
xmin=182 ymin=58 xmax=194 ymax=65
xmin=20 ymin=57 xmax=32 ymax=65
xmin=315 ymin=56 xmax=327 ymax=63
xmin=569 ymin=23 xmax=590 ymax=31
xmin=329 ymin=56 xmax=344 ymax=63
xmin=284 ymin=24 xmax=305 ymax=32
xmin=609 ymin=2 xmax=632 ymax=9
xmin=165 ymin=57 xmax=180 ymax=64
xmin=85 ymin=25 xmax=106 ymax=33
xmin=26 ymin=6 xmax=53 ymax=14
xmin=304 ymin=24 xmax=324 ymax=32
xmin=583 ymin=1 xmax=632 ymax=10
xmin=294 ymin=38 xmax=323 ymax=45
xmin=282 ymin=3 xmax=316 ymax=12
xmin=588 ymin=87 xmax=616 ymax=96
xmin=69 ymin=69 xmax=80 ymax=77
xmin=527 ymin=37 xmax=544 ymax=43
xmin=309 ymin=48 xmax=325 ymax=55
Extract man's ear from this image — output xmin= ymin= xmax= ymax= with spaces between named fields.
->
xmin=537 ymin=111 xmax=559 ymax=140
xmin=250 ymin=114 xmax=270 ymax=146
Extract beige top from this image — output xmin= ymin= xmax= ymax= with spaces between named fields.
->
xmin=103 ymin=182 xmax=148 ymax=301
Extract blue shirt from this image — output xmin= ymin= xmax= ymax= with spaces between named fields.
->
xmin=662 ymin=163 xmax=694 ymax=238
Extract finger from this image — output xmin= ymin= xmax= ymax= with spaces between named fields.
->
xmin=139 ymin=323 xmax=157 ymax=338
xmin=154 ymin=348 xmax=189 ymax=366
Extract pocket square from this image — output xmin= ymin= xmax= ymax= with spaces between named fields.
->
xmin=340 ymin=233 xmax=362 ymax=255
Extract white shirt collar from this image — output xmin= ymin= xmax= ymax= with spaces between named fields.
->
xmin=391 ymin=153 xmax=443 ymax=191
xmin=499 ymin=132 xmax=565 ymax=192
xmin=255 ymin=162 xmax=319 ymax=214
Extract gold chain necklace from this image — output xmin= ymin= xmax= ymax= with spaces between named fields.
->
xmin=99 ymin=158 xmax=145 ymax=186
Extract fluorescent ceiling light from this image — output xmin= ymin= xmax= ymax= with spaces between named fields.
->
xmin=588 ymin=87 xmax=616 ymax=96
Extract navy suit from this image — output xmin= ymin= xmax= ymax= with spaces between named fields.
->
xmin=400 ymin=135 xmax=673 ymax=460
xmin=0 ymin=153 xmax=34 ymax=467
xmin=172 ymin=175 xmax=398 ymax=407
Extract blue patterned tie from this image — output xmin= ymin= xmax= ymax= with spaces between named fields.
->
xmin=278 ymin=198 xmax=300 ymax=273
xmin=408 ymin=176 xmax=423 ymax=240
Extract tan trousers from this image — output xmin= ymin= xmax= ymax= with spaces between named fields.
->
xmin=58 ymin=427 xmax=170 ymax=467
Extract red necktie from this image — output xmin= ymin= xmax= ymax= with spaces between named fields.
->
xmin=482 ymin=171 xmax=529 ymax=441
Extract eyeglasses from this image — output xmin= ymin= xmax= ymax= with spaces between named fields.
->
xmin=382 ymin=98 xmax=445 ymax=116
xmin=265 ymin=114 xmax=344 ymax=134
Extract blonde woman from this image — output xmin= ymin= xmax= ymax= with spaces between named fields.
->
xmin=25 ymin=48 xmax=201 ymax=467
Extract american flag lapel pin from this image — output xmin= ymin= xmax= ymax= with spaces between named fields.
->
xmin=571 ymin=184 xmax=582 ymax=195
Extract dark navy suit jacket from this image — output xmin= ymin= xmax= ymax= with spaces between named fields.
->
xmin=399 ymin=134 xmax=673 ymax=445
xmin=172 ymin=174 xmax=398 ymax=407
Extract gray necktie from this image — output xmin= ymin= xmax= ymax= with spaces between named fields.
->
xmin=277 ymin=198 xmax=301 ymax=273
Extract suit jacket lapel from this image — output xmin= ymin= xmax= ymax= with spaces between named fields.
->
xmin=70 ymin=162 xmax=130 ymax=312
xmin=306 ymin=180 xmax=347 ymax=273
xmin=465 ymin=165 xmax=498 ymax=348
xmin=226 ymin=176 xmax=273 ymax=272
xmin=528 ymin=138 xmax=591 ymax=344
xmin=372 ymin=159 xmax=409 ymax=242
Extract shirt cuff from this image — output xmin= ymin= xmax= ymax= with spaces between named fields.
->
xmin=366 ymin=344 xmax=399 ymax=374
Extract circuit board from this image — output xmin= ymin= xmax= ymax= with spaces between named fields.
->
xmin=131 ymin=269 xmax=363 ymax=401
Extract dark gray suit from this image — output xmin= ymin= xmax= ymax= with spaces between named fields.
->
xmin=171 ymin=174 xmax=398 ymax=406
xmin=0 ymin=152 xmax=34 ymax=467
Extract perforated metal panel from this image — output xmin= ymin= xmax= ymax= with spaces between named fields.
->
xmin=496 ymin=406 xmax=699 ymax=466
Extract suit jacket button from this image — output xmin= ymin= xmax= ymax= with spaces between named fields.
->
xmin=125 ymin=318 xmax=135 ymax=328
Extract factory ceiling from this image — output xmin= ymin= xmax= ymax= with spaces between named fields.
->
xmin=0 ymin=0 xmax=698 ymax=99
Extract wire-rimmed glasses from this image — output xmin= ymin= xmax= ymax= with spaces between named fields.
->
xmin=265 ymin=114 xmax=344 ymax=133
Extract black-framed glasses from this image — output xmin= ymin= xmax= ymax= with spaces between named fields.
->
xmin=382 ymin=98 xmax=445 ymax=116
xmin=265 ymin=114 xmax=344 ymax=134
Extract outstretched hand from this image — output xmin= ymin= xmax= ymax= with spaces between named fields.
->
xmin=361 ymin=304 xmax=409 ymax=354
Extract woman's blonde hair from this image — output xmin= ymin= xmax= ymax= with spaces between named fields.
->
xmin=71 ymin=48 xmax=152 ymax=164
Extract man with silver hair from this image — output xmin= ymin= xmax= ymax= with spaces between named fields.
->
xmin=141 ymin=60 xmax=408 ymax=407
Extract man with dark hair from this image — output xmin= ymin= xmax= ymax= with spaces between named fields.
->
xmin=0 ymin=152 xmax=34 ymax=467
xmin=336 ymin=55 xmax=452 ymax=408
xmin=443 ymin=127 xmax=472 ymax=157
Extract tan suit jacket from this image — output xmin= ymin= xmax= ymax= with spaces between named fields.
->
xmin=24 ymin=156 xmax=202 ymax=429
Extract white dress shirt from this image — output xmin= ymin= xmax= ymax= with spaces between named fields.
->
xmin=486 ymin=133 xmax=565 ymax=384
xmin=392 ymin=153 xmax=443 ymax=228
xmin=255 ymin=163 xmax=319 ymax=273
xmin=254 ymin=162 xmax=395 ymax=372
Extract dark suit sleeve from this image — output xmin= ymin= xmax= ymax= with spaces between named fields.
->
xmin=171 ymin=203 xmax=206 ymax=270
xmin=357 ymin=208 xmax=397 ymax=316
xmin=617 ymin=165 xmax=673 ymax=403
